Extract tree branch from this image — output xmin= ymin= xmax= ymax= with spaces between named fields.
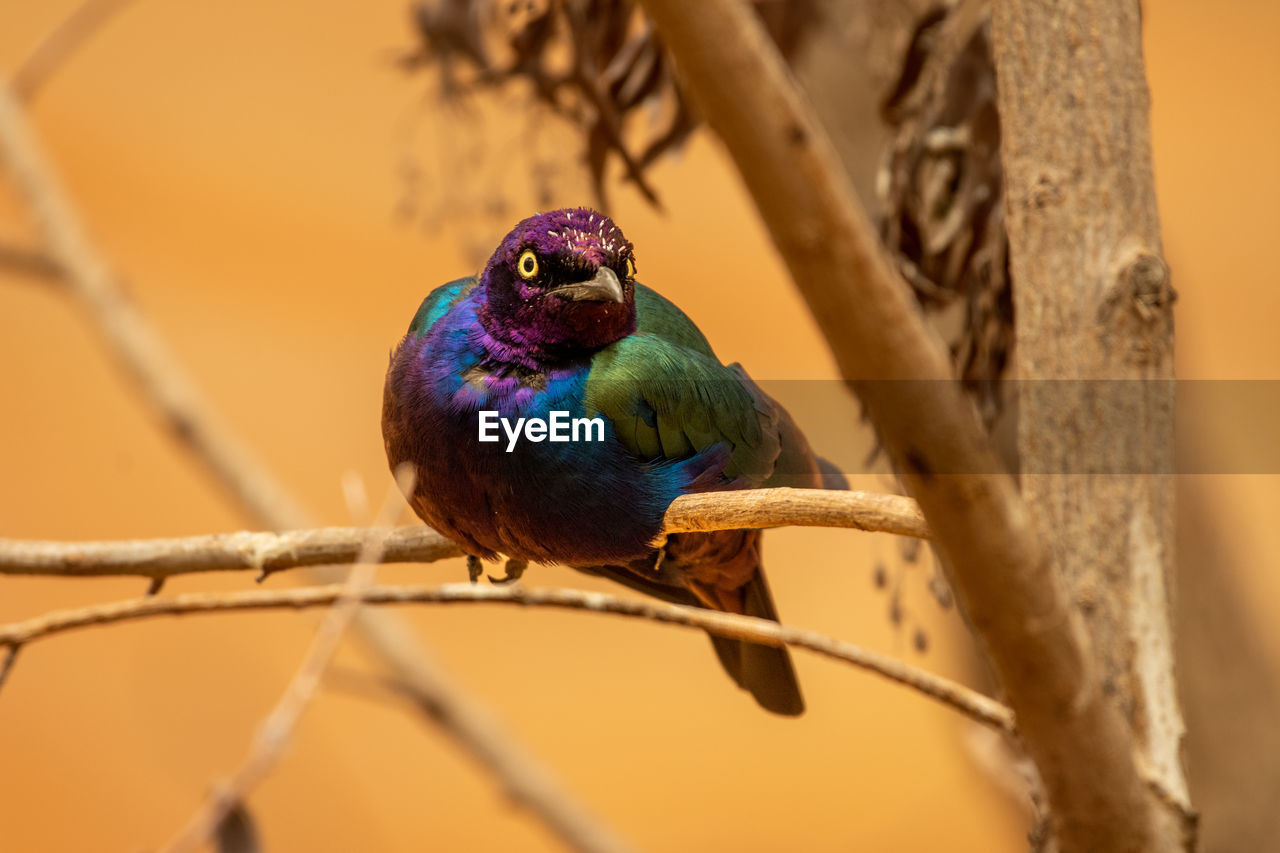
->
xmin=0 ymin=488 xmax=928 ymax=580
xmin=0 ymin=526 xmax=463 ymax=580
xmin=664 ymin=488 xmax=927 ymax=538
xmin=633 ymin=2 xmax=1160 ymax=851
xmin=0 ymin=582 xmax=1013 ymax=734
xmin=12 ymin=0 xmax=139 ymax=103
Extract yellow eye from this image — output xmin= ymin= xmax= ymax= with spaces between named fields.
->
xmin=517 ymin=250 xmax=539 ymax=280
xmin=624 ymin=256 xmax=636 ymax=279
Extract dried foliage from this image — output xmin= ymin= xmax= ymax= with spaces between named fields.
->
xmin=878 ymin=3 xmax=1012 ymax=425
xmin=400 ymin=0 xmax=818 ymax=210
xmin=855 ymin=5 xmax=1012 ymax=621
xmin=402 ymin=1 xmax=1012 ymax=413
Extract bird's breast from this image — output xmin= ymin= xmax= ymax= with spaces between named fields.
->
xmin=384 ymin=326 xmax=680 ymax=565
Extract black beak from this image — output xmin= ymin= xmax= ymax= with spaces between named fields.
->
xmin=556 ymin=267 xmax=625 ymax=303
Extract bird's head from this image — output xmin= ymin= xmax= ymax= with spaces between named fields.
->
xmin=477 ymin=208 xmax=638 ymax=361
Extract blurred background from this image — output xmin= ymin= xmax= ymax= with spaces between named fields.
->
xmin=1 ymin=1 xmax=1276 ymax=851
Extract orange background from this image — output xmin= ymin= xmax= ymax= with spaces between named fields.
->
xmin=1 ymin=2 xmax=1277 ymax=851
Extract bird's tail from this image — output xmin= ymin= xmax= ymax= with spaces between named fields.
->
xmin=706 ymin=560 xmax=805 ymax=716
xmin=572 ymin=533 xmax=804 ymax=716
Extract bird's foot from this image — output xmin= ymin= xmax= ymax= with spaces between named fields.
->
xmin=466 ymin=555 xmax=483 ymax=584
xmin=487 ymin=557 xmax=528 ymax=585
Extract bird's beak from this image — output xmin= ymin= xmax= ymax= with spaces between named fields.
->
xmin=556 ymin=266 xmax=626 ymax=303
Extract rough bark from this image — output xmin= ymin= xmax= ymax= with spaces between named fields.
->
xmin=991 ymin=0 xmax=1191 ymax=848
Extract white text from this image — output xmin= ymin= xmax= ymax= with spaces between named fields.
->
xmin=477 ymin=410 xmax=606 ymax=452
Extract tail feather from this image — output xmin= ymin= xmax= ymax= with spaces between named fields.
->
xmin=661 ymin=529 xmax=805 ymax=715
xmin=572 ymin=550 xmax=804 ymax=716
xmin=714 ymin=565 xmax=804 ymax=716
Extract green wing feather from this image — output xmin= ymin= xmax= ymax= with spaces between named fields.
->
xmin=584 ymin=283 xmax=782 ymax=485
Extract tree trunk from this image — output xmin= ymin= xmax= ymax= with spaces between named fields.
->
xmin=991 ymin=0 xmax=1191 ymax=848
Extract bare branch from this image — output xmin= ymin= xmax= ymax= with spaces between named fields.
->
xmin=632 ymin=2 xmax=1156 ymax=850
xmin=0 ymin=526 xmax=463 ymax=580
xmin=0 ymin=488 xmax=928 ymax=580
xmin=664 ymin=488 xmax=927 ymax=538
xmin=12 ymin=0 xmax=138 ymax=103
xmin=0 ymin=582 xmax=1013 ymax=734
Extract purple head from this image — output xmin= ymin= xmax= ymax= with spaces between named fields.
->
xmin=476 ymin=208 xmax=638 ymax=363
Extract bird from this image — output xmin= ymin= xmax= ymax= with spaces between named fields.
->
xmin=382 ymin=207 xmax=846 ymax=715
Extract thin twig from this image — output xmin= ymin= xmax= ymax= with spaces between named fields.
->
xmin=0 ymin=240 xmax=59 ymax=280
xmin=0 ymin=582 xmax=1014 ymax=734
xmin=158 ymin=480 xmax=401 ymax=853
xmin=0 ymin=74 xmax=626 ymax=853
xmin=0 ymin=645 xmax=18 ymax=694
xmin=12 ymin=0 xmax=139 ymax=102
xmin=0 ymin=488 xmax=927 ymax=580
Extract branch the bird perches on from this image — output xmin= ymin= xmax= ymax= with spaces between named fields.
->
xmin=0 ymin=488 xmax=928 ymax=581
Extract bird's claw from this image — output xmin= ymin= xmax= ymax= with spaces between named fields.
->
xmin=466 ymin=555 xmax=483 ymax=584
xmin=487 ymin=558 xmax=528 ymax=585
